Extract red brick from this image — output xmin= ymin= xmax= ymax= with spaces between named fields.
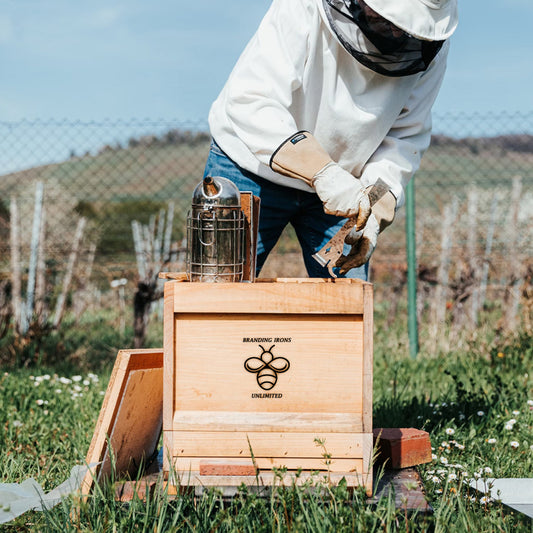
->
xmin=373 ymin=428 xmax=432 ymax=469
xmin=199 ymin=460 xmax=257 ymax=476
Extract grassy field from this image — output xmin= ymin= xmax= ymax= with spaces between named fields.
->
xmin=1 ymin=307 xmax=532 ymax=532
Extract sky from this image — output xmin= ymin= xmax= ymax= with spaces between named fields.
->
xmin=1 ymin=0 xmax=532 ymax=127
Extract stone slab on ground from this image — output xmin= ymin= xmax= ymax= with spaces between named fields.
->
xmin=114 ymin=466 xmax=431 ymax=513
xmin=470 ymin=478 xmax=533 ymax=519
xmin=369 ymin=468 xmax=431 ymax=513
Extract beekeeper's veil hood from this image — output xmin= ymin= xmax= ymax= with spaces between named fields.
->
xmin=321 ymin=0 xmax=458 ymax=77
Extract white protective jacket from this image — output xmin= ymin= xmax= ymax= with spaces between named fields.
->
xmin=208 ymin=0 xmax=449 ymax=208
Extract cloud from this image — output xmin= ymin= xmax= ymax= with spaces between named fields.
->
xmin=0 ymin=15 xmax=14 ymax=43
xmin=505 ymin=0 xmax=533 ymax=8
xmin=90 ymin=7 xmax=123 ymax=29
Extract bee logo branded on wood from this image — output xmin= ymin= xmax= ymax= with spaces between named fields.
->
xmin=244 ymin=345 xmax=290 ymax=394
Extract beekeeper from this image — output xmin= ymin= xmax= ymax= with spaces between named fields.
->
xmin=204 ymin=0 xmax=458 ymax=279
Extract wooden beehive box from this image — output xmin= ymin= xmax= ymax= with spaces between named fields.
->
xmin=163 ymin=277 xmax=373 ymax=492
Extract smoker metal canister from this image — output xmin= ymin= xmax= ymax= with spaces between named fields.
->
xmin=186 ymin=176 xmax=245 ymax=282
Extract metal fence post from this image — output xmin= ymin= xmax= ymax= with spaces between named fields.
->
xmin=405 ymin=177 xmax=419 ymax=358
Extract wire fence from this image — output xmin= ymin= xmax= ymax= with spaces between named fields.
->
xmin=0 ymin=112 xmax=532 ymax=337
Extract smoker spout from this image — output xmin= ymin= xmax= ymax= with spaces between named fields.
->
xmin=202 ymin=176 xmax=221 ymax=197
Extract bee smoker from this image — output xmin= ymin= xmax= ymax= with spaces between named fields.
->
xmin=186 ymin=176 xmax=246 ymax=282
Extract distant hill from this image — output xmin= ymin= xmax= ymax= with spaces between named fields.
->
xmin=430 ymin=133 xmax=533 ymax=153
xmin=1 ymin=129 xmax=531 ymax=263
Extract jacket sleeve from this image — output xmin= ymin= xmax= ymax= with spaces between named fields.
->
xmin=220 ymin=0 xmax=313 ymax=164
xmin=359 ymin=41 xmax=450 ymax=208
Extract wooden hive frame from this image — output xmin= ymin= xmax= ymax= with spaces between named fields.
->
xmin=163 ymin=277 xmax=373 ymax=492
xmin=82 ymin=349 xmax=164 ymax=495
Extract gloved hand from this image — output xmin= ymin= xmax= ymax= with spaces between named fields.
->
xmin=313 ymin=162 xmax=371 ymax=227
xmin=334 ymin=188 xmax=397 ymax=272
xmin=335 ymin=213 xmax=380 ymax=273
xmin=270 ymin=131 xmax=370 ymax=227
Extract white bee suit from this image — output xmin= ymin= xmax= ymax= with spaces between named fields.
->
xmin=208 ymin=0 xmax=450 ymax=208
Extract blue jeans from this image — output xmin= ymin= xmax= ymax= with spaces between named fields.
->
xmin=203 ymin=141 xmax=368 ymax=280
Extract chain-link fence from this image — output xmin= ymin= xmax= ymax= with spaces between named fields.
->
xmin=0 ymin=113 xmax=532 ymax=335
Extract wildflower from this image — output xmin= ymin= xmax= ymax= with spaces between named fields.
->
xmin=59 ymin=377 xmax=72 ymax=385
xmin=448 ymin=473 xmax=457 ymax=482
xmin=431 ymin=476 xmax=441 ymax=483
xmin=484 ymin=467 xmax=493 ymax=475
xmin=72 ymin=385 xmax=82 ymax=393
xmin=508 ymin=419 xmax=517 ymax=425
xmin=512 ymin=410 xmax=520 ymax=416
xmin=441 ymin=441 xmax=450 ymax=448
xmin=527 ymin=400 xmax=533 ymax=407
xmin=42 ymin=374 xmax=51 ymax=380
xmin=72 ymin=375 xmax=82 ymax=382
xmin=440 ymin=457 xmax=448 ymax=465
xmin=497 ymin=352 xmax=504 ymax=359
xmin=445 ymin=428 xmax=455 ymax=436
xmin=504 ymin=424 xmax=514 ymax=431
xmin=83 ymin=380 xmax=90 ymax=386
xmin=432 ymin=454 xmax=438 ymax=461
xmin=487 ymin=438 xmax=497 ymax=444
xmin=43 ymin=410 xmax=49 ymax=415
xmin=480 ymin=496 xmax=492 ymax=504
xmin=55 ymin=389 xmax=62 ymax=394
xmin=510 ymin=441 xmax=519 ymax=449
xmin=477 ymin=411 xmax=485 ymax=417
xmin=12 ymin=420 xmax=23 ymax=428
xmin=36 ymin=399 xmax=45 ymax=406
xmin=435 ymin=489 xmax=443 ymax=494
xmin=474 ymin=472 xmax=481 ymax=479
xmin=88 ymin=373 xmax=99 ymax=382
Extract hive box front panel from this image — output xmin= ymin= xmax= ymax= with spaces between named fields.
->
xmin=163 ymin=279 xmax=373 ymax=489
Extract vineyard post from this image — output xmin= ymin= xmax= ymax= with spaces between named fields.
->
xmin=52 ymin=217 xmax=86 ymax=328
xmin=432 ymin=197 xmax=458 ymax=344
xmin=9 ymin=196 xmax=22 ymax=333
xmin=23 ymin=181 xmax=44 ymax=333
xmin=505 ymin=176 xmax=523 ymax=331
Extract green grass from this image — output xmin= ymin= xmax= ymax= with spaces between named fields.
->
xmin=1 ymin=310 xmax=532 ymax=531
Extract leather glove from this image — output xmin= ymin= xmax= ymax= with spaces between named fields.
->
xmin=335 ymin=189 xmax=397 ymax=272
xmin=270 ymin=131 xmax=370 ymax=227
xmin=336 ymin=214 xmax=380 ymax=273
xmin=313 ymin=162 xmax=371 ymax=225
